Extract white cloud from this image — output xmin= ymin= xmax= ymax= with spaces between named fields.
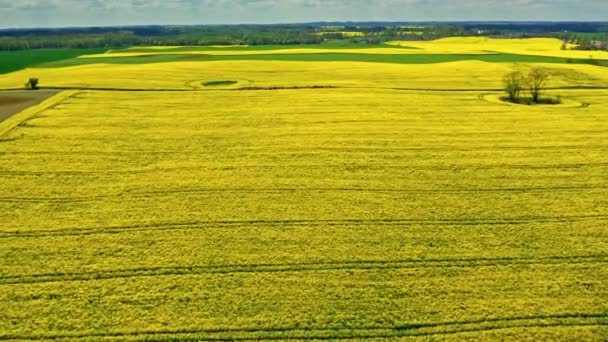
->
xmin=0 ymin=0 xmax=606 ymax=28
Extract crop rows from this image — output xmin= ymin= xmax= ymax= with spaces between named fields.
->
xmin=1 ymin=314 xmax=606 ymax=341
xmin=0 ymin=263 xmax=606 ymax=339
xmin=1 ymin=254 xmax=607 ymax=285
xmin=1 ymin=83 xmax=607 ymax=339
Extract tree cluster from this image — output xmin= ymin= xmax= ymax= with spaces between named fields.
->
xmin=503 ymin=68 xmax=550 ymax=104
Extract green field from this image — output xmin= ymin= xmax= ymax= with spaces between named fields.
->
xmin=116 ymin=43 xmax=419 ymax=53
xmin=3 ymin=42 xmax=607 ymax=74
xmin=39 ymin=52 xmax=607 ymax=69
xmin=0 ymin=48 xmax=107 ymax=74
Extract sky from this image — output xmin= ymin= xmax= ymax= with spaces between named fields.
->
xmin=1 ymin=0 xmax=607 ymax=29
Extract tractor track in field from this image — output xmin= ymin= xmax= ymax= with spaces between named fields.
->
xmin=1 ymin=215 xmax=606 ymax=238
xmin=0 ymin=313 xmax=606 ymax=340
xmin=3 ymin=143 xmax=608 ymax=153
xmin=0 ymin=254 xmax=606 ymax=285
xmin=0 ymin=185 xmax=607 ymax=204
xmin=1 ymin=162 xmax=608 ymax=177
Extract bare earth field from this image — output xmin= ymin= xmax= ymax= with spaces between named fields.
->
xmin=0 ymin=90 xmax=59 ymax=122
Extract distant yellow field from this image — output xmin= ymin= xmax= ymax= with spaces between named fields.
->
xmin=389 ymin=37 xmax=608 ymax=59
xmin=398 ymin=31 xmax=424 ymax=35
xmin=315 ymin=31 xmax=365 ymax=37
xmin=79 ymin=37 xmax=608 ymax=60
xmin=2 ymin=60 xmax=608 ymax=91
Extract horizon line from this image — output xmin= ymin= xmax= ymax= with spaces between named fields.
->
xmin=2 ymin=20 xmax=608 ymax=31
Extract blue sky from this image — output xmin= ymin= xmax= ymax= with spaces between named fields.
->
xmin=1 ymin=0 xmax=606 ymax=28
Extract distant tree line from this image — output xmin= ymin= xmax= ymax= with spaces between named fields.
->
xmin=0 ymin=31 xmax=326 ymax=51
xmin=0 ymin=24 xmax=479 ymax=51
xmin=1 ymin=23 xmax=606 ymax=51
xmin=0 ymin=26 xmax=329 ymax=50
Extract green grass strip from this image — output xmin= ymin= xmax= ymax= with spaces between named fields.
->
xmin=38 ymin=52 xmax=608 ymax=69
xmin=0 ymin=48 xmax=108 ymax=74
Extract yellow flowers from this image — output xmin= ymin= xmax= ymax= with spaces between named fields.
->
xmin=389 ymin=36 xmax=608 ymax=59
xmin=1 ymin=86 xmax=607 ymax=339
xmin=73 ymin=37 xmax=608 ymax=61
xmin=315 ymin=31 xmax=365 ymax=37
xmin=1 ymin=59 xmax=608 ymax=91
xmin=0 ymin=42 xmax=607 ymax=339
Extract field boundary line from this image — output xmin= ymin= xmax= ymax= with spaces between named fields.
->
xmin=0 ymin=313 xmax=605 ymax=340
xmin=0 ymin=254 xmax=605 ymax=285
xmin=0 ymin=90 xmax=79 ymax=138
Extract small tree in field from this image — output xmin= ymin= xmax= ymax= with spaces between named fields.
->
xmin=25 ymin=78 xmax=39 ymax=90
xmin=503 ymin=71 xmax=525 ymax=102
xmin=528 ymin=68 xmax=549 ymax=103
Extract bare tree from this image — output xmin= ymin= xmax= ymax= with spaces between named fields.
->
xmin=503 ymin=71 xmax=525 ymax=102
xmin=528 ymin=68 xmax=549 ymax=103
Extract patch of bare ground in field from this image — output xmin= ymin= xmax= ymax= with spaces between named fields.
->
xmin=0 ymin=90 xmax=59 ymax=122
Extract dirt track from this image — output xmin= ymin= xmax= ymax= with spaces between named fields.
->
xmin=0 ymin=90 xmax=59 ymax=123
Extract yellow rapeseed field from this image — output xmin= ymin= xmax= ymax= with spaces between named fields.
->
xmin=315 ymin=31 xmax=366 ymax=37
xmin=2 ymin=60 xmax=608 ymax=91
xmin=389 ymin=37 xmax=608 ymax=59
xmin=0 ymin=46 xmax=607 ymax=340
xmin=78 ymin=37 xmax=608 ymax=60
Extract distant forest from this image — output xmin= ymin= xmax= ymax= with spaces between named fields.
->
xmin=1 ymin=22 xmax=607 ymax=51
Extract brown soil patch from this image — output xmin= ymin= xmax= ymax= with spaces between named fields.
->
xmin=0 ymin=90 xmax=59 ymax=123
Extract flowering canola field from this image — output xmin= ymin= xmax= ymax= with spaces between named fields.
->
xmin=2 ymin=59 xmax=608 ymax=91
xmin=390 ymin=37 xmax=608 ymax=59
xmin=0 ymin=49 xmax=607 ymax=340
xmin=75 ymin=37 xmax=608 ymax=60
